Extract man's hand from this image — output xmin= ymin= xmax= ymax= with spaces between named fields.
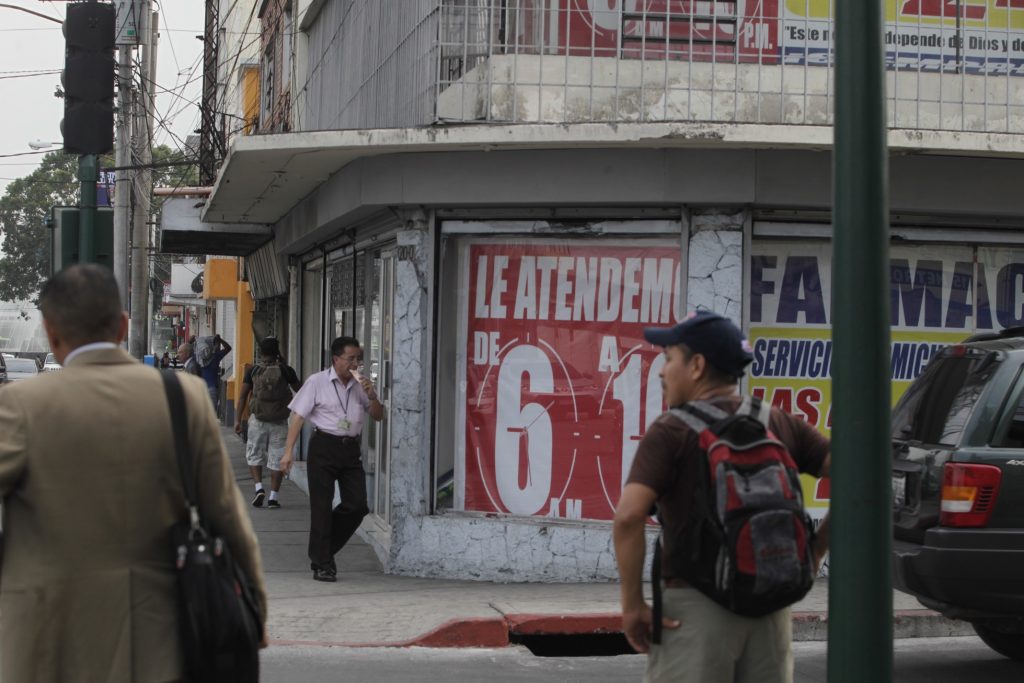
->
xmin=813 ymin=513 xmax=830 ymax=573
xmin=234 ymin=421 xmax=242 ymax=434
xmin=359 ymin=376 xmax=377 ymax=400
xmin=259 ymin=633 xmax=269 ymax=649
xmin=280 ymin=450 xmax=293 ymax=475
xmin=622 ymin=602 xmax=680 ymax=654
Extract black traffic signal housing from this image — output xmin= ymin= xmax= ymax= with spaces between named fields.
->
xmin=62 ymin=2 xmax=116 ymax=155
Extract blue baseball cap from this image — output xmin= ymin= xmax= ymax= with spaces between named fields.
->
xmin=643 ymin=311 xmax=754 ymax=378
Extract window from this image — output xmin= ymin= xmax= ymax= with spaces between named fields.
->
xmin=282 ymin=5 xmax=293 ymax=92
xmin=261 ymin=41 xmax=275 ymax=131
xmin=891 ymin=349 xmax=999 ymax=447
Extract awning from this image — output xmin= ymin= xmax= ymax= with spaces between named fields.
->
xmin=160 ymin=197 xmax=272 ymax=256
xmin=202 ymin=123 xmax=1024 ymax=225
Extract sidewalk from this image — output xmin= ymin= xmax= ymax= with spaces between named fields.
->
xmin=222 ymin=427 xmax=974 ymax=648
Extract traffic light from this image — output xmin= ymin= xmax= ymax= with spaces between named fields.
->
xmin=62 ymin=2 xmax=116 ymax=155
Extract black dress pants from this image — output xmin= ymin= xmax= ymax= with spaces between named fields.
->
xmin=307 ymin=430 xmax=369 ymax=570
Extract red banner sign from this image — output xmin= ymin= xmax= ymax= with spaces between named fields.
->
xmin=515 ymin=0 xmax=780 ymax=63
xmin=462 ymin=241 xmax=683 ymax=520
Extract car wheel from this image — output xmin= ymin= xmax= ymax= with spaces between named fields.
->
xmin=973 ymin=622 xmax=1024 ymax=661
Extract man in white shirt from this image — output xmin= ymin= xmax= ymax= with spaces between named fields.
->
xmin=281 ymin=336 xmax=383 ymax=582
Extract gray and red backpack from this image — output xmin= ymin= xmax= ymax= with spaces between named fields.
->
xmin=652 ymin=396 xmax=816 ymax=640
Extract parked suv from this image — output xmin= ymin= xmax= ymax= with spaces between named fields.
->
xmin=892 ymin=332 xmax=1024 ymax=660
xmin=0 ymin=354 xmax=6 ymax=385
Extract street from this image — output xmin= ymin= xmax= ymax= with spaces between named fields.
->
xmin=260 ymin=636 xmax=1023 ymax=682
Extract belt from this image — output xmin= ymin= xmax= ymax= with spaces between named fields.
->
xmin=665 ymin=578 xmax=691 ymax=588
xmin=312 ymin=428 xmax=360 ymax=445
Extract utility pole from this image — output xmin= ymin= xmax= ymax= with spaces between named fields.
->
xmin=78 ymin=154 xmax=98 ymax=263
xmin=114 ymin=32 xmax=132 ymax=309
xmin=828 ymin=0 xmax=892 ymax=681
xmin=128 ymin=2 xmax=156 ymax=359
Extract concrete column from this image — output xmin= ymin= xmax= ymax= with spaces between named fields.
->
xmin=385 ymin=209 xmax=435 ymax=567
xmin=686 ymin=208 xmax=746 ymax=321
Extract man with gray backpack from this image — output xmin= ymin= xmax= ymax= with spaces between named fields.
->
xmin=235 ymin=337 xmax=302 ymax=508
xmin=613 ymin=311 xmax=831 ymax=683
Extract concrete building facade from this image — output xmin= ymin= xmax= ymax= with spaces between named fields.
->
xmin=166 ymin=0 xmax=1024 ymax=581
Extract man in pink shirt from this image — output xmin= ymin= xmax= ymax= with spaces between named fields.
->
xmin=281 ymin=336 xmax=384 ymax=582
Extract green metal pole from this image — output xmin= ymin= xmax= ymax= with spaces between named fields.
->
xmin=78 ymin=153 xmax=97 ymax=264
xmin=828 ymin=0 xmax=892 ymax=681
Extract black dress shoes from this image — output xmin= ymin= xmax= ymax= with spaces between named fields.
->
xmin=313 ymin=567 xmax=337 ymax=582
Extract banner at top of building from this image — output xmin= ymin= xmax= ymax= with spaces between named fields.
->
xmin=783 ymin=0 xmax=1024 ymax=74
xmin=522 ymin=0 xmax=1024 ymax=76
xmin=787 ymin=0 xmax=1024 ymax=29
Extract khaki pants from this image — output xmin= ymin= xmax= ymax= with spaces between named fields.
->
xmin=645 ymin=588 xmax=793 ymax=683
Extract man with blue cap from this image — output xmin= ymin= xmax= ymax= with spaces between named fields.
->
xmin=613 ymin=310 xmax=831 ymax=683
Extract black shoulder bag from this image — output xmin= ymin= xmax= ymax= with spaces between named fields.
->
xmin=162 ymin=371 xmax=262 ymax=683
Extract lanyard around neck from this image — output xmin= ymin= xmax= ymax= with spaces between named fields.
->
xmin=332 ymin=376 xmax=350 ymax=415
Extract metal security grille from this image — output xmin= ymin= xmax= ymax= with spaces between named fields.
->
xmin=301 ymin=0 xmax=441 ymax=130
xmin=435 ymin=0 xmax=1024 ymax=133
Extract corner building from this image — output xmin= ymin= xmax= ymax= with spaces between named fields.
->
xmin=166 ymin=0 xmax=1024 ymax=581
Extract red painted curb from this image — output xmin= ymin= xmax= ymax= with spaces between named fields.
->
xmin=409 ymin=617 xmax=510 ymax=648
xmin=270 ymin=609 xmax=951 ymax=649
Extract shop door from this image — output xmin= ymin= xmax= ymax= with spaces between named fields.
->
xmin=366 ymin=249 xmax=395 ymax=524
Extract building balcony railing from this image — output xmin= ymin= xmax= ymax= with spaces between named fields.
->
xmin=437 ymin=0 xmax=1024 ymax=134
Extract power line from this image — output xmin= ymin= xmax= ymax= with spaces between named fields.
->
xmin=0 ymin=3 xmax=62 ymax=25
xmin=0 ymin=68 xmax=62 ymax=74
xmin=0 ymin=70 xmax=60 ymax=80
xmin=131 ymin=61 xmax=199 ymax=152
xmin=152 ymin=1 xmax=181 ymax=76
xmin=0 ymin=150 xmax=53 ymax=159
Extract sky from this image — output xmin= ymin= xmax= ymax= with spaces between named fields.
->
xmin=0 ymin=1 xmax=206 ymax=195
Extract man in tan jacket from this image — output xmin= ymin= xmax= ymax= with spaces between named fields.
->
xmin=0 ymin=264 xmax=267 ymax=682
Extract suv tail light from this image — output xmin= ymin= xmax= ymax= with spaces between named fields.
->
xmin=940 ymin=463 xmax=1002 ymax=527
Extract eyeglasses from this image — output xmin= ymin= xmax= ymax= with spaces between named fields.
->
xmin=338 ymin=354 xmax=362 ymax=363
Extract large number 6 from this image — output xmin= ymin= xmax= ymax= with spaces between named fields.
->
xmin=494 ymin=345 xmax=553 ymax=515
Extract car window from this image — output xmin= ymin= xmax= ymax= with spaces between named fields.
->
xmin=45 ymin=353 xmax=56 ymax=364
xmin=6 ymin=359 xmax=37 ymax=373
xmin=891 ymin=349 xmax=998 ymax=447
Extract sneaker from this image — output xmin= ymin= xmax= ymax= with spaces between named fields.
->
xmin=267 ymin=499 xmax=280 ymax=509
xmin=251 ymin=490 xmax=265 ymax=508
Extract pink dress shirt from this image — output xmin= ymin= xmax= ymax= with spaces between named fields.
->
xmin=288 ymin=366 xmax=369 ymax=437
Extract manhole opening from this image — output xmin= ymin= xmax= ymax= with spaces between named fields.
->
xmin=510 ymin=632 xmax=638 ymax=657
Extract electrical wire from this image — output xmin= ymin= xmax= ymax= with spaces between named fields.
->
xmin=131 ymin=62 xmax=198 ymax=153
xmin=152 ymin=1 xmax=182 ymax=77
xmin=0 ymin=70 xmax=60 ymax=80
xmin=0 ymin=150 xmax=53 ymax=159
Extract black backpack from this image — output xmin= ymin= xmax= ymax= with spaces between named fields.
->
xmin=652 ymin=396 xmax=815 ymax=639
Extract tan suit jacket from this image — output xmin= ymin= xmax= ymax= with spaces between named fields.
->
xmin=0 ymin=348 xmax=267 ymax=683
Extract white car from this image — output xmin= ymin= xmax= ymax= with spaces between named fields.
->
xmin=43 ymin=353 xmax=61 ymax=372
